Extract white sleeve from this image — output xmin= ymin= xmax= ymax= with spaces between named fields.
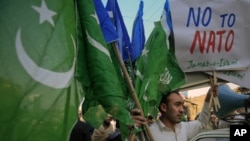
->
xmin=197 ymin=102 xmax=211 ymax=129
xmin=185 ymin=102 xmax=211 ymax=140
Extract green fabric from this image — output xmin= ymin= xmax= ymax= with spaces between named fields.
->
xmin=76 ymin=0 xmax=133 ymax=129
xmin=134 ymin=21 xmax=186 ymax=118
xmin=0 ymin=0 xmax=83 ymax=141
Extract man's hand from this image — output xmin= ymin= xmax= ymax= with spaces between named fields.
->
xmin=205 ymin=85 xmax=218 ymax=103
xmin=130 ymin=109 xmax=147 ymax=127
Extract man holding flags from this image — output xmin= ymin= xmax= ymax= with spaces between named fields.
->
xmin=131 ymin=85 xmax=218 ymax=141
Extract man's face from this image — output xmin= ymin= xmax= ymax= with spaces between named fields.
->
xmin=103 ymin=116 xmax=112 ymax=127
xmin=165 ymin=93 xmax=185 ymax=124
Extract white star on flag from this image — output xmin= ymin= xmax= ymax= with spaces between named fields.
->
xmin=141 ymin=48 xmax=149 ymax=57
xmin=32 ymin=0 xmax=57 ymax=26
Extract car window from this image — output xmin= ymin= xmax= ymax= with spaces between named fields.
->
xmin=196 ymin=137 xmax=229 ymax=141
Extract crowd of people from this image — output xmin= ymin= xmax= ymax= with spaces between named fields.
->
xmin=69 ymin=84 xmax=248 ymax=141
xmin=69 ymin=112 xmax=122 ymax=141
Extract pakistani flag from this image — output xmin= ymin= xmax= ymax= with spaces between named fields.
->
xmin=0 ymin=0 xmax=83 ymax=141
xmin=76 ymin=0 xmax=133 ymax=129
xmin=134 ymin=20 xmax=186 ymax=118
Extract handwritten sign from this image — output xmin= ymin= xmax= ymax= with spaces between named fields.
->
xmin=215 ymin=67 xmax=250 ymax=89
xmin=169 ymin=0 xmax=250 ymax=72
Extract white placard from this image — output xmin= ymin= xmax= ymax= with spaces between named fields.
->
xmin=169 ymin=0 xmax=250 ymax=72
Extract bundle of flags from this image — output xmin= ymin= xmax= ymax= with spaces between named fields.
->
xmin=0 ymin=0 xmax=186 ymax=141
xmin=134 ymin=0 xmax=186 ymax=118
xmin=78 ymin=0 xmax=133 ymax=129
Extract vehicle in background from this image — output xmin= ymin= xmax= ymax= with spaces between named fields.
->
xmin=189 ymin=128 xmax=229 ymax=141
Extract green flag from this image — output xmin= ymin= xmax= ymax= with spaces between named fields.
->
xmin=0 ymin=0 xmax=84 ymax=141
xmin=76 ymin=0 xmax=133 ymax=128
xmin=134 ymin=21 xmax=186 ymax=118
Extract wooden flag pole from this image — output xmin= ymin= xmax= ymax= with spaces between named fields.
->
xmin=212 ymin=71 xmax=221 ymax=111
xmin=111 ymin=42 xmax=154 ymax=141
xmin=209 ymin=71 xmax=221 ymax=112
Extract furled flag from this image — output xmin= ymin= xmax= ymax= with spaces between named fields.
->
xmin=106 ymin=0 xmax=132 ymax=61
xmin=163 ymin=0 xmax=173 ymax=33
xmin=131 ymin=0 xmax=145 ymax=62
xmin=76 ymin=0 xmax=133 ymax=129
xmin=93 ymin=0 xmax=127 ymax=98
xmin=0 ymin=0 xmax=83 ymax=141
xmin=134 ymin=19 xmax=186 ymax=118
xmin=161 ymin=0 xmax=175 ymax=54
xmin=93 ymin=0 xmax=118 ymax=43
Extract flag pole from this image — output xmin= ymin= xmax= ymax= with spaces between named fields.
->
xmin=209 ymin=71 xmax=220 ymax=112
xmin=111 ymin=42 xmax=154 ymax=141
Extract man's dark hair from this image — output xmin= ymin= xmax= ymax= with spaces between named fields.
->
xmin=158 ymin=90 xmax=180 ymax=113
xmin=103 ymin=119 xmax=111 ymax=127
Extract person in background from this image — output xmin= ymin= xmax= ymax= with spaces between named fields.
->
xmin=196 ymin=111 xmax=230 ymax=130
xmin=217 ymin=119 xmax=230 ymax=129
xmin=184 ymin=105 xmax=191 ymax=121
xmin=205 ymin=112 xmax=219 ymax=131
xmin=69 ymin=108 xmax=92 ymax=141
xmin=234 ymin=108 xmax=246 ymax=120
xmin=91 ymin=114 xmax=115 ymax=141
xmin=131 ymin=85 xmax=218 ymax=141
xmin=106 ymin=120 xmax=122 ymax=141
xmin=146 ymin=115 xmax=155 ymax=125
xmin=181 ymin=107 xmax=189 ymax=122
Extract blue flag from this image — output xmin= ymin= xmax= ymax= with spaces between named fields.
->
xmin=93 ymin=0 xmax=118 ymax=43
xmin=106 ymin=0 xmax=132 ymax=61
xmin=131 ymin=0 xmax=145 ymax=61
xmin=163 ymin=0 xmax=173 ymax=33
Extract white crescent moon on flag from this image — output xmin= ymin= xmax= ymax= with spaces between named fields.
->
xmin=15 ymin=28 xmax=76 ymax=89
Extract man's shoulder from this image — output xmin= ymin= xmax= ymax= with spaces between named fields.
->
xmin=149 ymin=120 xmax=160 ymax=129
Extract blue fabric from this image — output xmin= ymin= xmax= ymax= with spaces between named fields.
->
xmin=106 ymin=0 xmax=132 ymax=61
xmin=164 ymin=0 xmax=173 ymax=33
xmin=93 ymin=0 xmax=118 ymax=43
xmin=131 ymin=0 xmax=145 ymax=61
